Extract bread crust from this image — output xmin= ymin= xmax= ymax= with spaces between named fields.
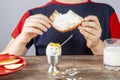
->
xmin=50 ymin=10 xmax=84 ymax=33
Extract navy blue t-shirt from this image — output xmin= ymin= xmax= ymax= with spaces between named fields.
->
xmin=12 ymin=1 xmax=120 ymax=55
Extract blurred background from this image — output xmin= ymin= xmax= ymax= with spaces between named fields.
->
xmin=0 ymin=0 xmax=120 ymax=56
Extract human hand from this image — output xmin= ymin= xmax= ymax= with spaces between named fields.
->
xmin=18 ymin=14 xmax=51 ymax=43
xmin=78 ymin=15 xmax=102 ymax=49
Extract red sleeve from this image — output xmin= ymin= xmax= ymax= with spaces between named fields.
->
xmin=11 ymin=11 xmax=30 ymax=39
xmin=110 ymin=12 xmax=120 ymax=38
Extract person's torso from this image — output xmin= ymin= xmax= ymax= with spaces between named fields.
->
xmin=28 ymin=1 xmax=114 ymax=55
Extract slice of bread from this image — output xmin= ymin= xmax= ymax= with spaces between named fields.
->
xmin=50 ymin=10 xmax=84 ymax=32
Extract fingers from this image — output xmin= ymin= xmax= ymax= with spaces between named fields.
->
xmin=80 ymin=27 xmax=96 ymax=36
xmin=79 ymin=27 xmax=94 ymax=40
xmin=79 ymin=26 xmax=101 ymax=48
xmin=26 ymin=14 xmax=51 ymax=29
xmin=83 ymin=15 xmax=101 ymax=28
xmin=23 ymin=27 xmax=43 ymax=35
xmin=26 ymin=17 xmax=51 ymax=29
xmin=25 ymin=21 xmax=48 ymax=32
xmin=78 ymin=15 xmax=102 ymax=36
xmin=78 ymin=15 xmax=102 ymax=48
xmin=24 ymin=14 xmax=52 ymax=34
xmin=21 ymin=14 xmax=52 ymax=41
xmin=82 ymin=21 xmax=98 ymax=29
xmin=30 ymin=14 xmax=51 ymax=23
xmin=84 ymin=15 xmax=100 ymax=26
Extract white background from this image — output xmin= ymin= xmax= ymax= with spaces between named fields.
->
xmin=0 ymin=0 xmax=120 ymax=56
